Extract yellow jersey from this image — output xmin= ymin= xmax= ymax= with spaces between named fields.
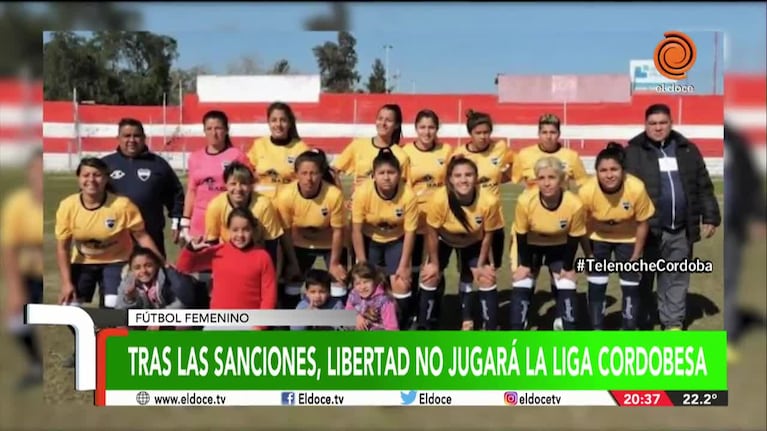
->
xmin=425 ymin=187 xmax=504 ymax=248
xmin=578 ymin=174 xmax=655 ymax=243
xmin=274 ymin=181 xmax=346 ymax=249
xmin=204 ymin=191 xmax=284 ymax=243
xmin=401 ymin=141 xmax=453 ymax=232
xmin=351 ymin=178 xmax=418 ymax=243
xmin=511 ymin=144 xmax=588 ymax=189
xmin=246 ymin=136 xmax=311 ymax=198
xmin=332 ymin=138 xmax=411 ymax=189
xmin=513 ymin=188 xmax=587 ymax=247
xmin=54 ymin=192 xmax=144 ymax=264
xmin=1 ymin=188 xmax=43 ymax=276
xmin=450 ymin=139 xmax=515 ymax=198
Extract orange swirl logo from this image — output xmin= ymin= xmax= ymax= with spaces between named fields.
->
xmin=654 ymin=31 xmax=697 ymax=80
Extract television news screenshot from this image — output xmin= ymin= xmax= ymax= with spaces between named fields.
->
xmin=0 ymin=3 xmax=765 ymax=431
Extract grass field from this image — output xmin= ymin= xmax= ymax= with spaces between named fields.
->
xmin=1 ymin=171 xmax=765 ymax=430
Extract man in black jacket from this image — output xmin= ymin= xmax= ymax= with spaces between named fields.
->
xmin=624 ymin=104 xmax=721 ymax=331
xmin=102 ymin=118 xmax=185 ymax=258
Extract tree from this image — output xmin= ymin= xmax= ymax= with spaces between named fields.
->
xmin=312 ymin=31 xmax=360 ymax=93
xmin=365 ymin=58 xmax=389 ymax=93
xmin=43 ymin=30 xmax=179 ymax=105
xmin=1 ymin=3 xmax=143 ymax=78
xmin=226 ymin=55 xmax=263 ymax=75
xmin=270 ymin=59 xmax=291 ymax=75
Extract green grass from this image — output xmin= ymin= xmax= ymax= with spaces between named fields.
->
xmin=2 ymin=173 xmax=765 ymax=430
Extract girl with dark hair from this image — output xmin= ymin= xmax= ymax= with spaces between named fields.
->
xmin=578 ymin=142 xmax=655 ymax=330
xmin=247 ymin=102 xmax=311 ymax=199
xmin=450 ymin=110 xmax=515 ymax=271
xmin=180 ymin=110 xmax=250 ymax=244
xmin=351 ymin=149 xmax=418 ymax=329
xmin=55 ymin=157 xmax=164 ymax=308
xmin=401 ymin=109 xmax=453 ymax=327
xmin=274 ymin=149 xmax=348 ymax=299
xmin=419 ymin=156 xmax=504 ymax=331
xmin=54 ymin=157 xmax=164 ymax=365
xmin=179 ymin=208 xmax=277 ymax=324
xmin=116 ymin=247 xmax=208 ymax=311
xmin=333 ymin=103 xmax=411 ymax=191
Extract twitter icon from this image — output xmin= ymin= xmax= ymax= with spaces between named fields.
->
xmin=400 ymin=390 xmax=417 ymax=405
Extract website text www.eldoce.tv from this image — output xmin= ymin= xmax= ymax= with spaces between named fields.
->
xmin=150 ymin=392 xmax=227 ymax=406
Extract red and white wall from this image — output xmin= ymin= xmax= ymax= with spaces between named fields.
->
xmin=1 ymin=75 xmax=764 ymax=174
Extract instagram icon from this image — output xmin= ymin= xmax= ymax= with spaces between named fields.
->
xmin=504 ymin=391 xmax=518 ymax=406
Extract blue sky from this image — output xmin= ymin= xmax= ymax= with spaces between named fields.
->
xmin=48 ymin=3 xmax=766 ymax=94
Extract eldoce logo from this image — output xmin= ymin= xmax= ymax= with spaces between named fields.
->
xmin=654 ymin=31 xmax=697 ymax=81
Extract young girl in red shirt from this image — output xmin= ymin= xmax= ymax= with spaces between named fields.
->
xmin=177 ymin=207 xmax=277 ymax=316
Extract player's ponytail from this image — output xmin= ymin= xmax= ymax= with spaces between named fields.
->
xmin=372 ymin=147 xmax=401 ymax=175
xmin=595 ymin=141 xmax=626 ymax=170
xmin=465 ymin=109 xmax=493 ymax=135
xmin=379 ymin=104 xmax=403 ymax=145
xmin=445 ymin=156 xmax=476 ymax=232
xmin=294 ymin=149 xmax=337 ymax=185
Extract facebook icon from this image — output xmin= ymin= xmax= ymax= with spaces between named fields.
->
xmin=281 ymin=392 xmax=295 ymax=405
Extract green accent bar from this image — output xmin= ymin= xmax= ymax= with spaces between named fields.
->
xmin=105 ymin=331 xmax=727 ymax=390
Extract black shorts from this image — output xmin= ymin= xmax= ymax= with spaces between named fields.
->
xmin=265 ymin=238 xmax=279 ymax=267
xmin=525 ymin=244 xmax=568 ymax=274
xmin=589 ymin=240 xmax=640 ymax=284
xmin=439 ymin=240 xmax=482 ymax=282
xmin=295 ymin=246 xmax=348 ymax=276
xmin=364 ymin=236 xmax=404 ymax=276
xmin=70 ymin=262 xmax=125 ymax=304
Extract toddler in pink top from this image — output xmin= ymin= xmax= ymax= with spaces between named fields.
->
xmin=345 ymin=262 xmax=398 ymax=331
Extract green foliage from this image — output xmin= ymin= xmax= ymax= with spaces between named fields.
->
xmin=43 ymin=31 xmax=179 ymax=106
xmin=365 ymin=58 xmax=389 ymax=94
xmin=0 ymin=3 xmax=142 ymax=78
xmin=312 ymin=31 xmax=361 ymax=93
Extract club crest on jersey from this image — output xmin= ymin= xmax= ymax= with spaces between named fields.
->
xmin=105 ymin=217 xmax=116 ymax=229
xmin=559 ymin=219 xmax=568 ymax=229
xmin=395 ymin=208 xmax=403 ymax=217
xmin=321 ymin=207 xmax=329 ymax=217
xmin=110 ymin=170 xmax=125 ymax=180
xmin=475 ymin=215 xmax=484 ymax=225
xmin=490 ymin=157 xmax=500 ymax=166
xmin=437 ymin=158 xmax=445 ymax=165
xmin=137 ymin=168 xmax=151 ymax=181
xmin=287 ymin=156 xmax=296 ymax=164
xmin=622 ymin=201 xmax=631 ymax=210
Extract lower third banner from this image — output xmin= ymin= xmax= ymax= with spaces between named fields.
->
xmin=96 ymin=329 xmax=727 ymax=406
xmin=106 ymin=390 xmax=729 ymax=407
